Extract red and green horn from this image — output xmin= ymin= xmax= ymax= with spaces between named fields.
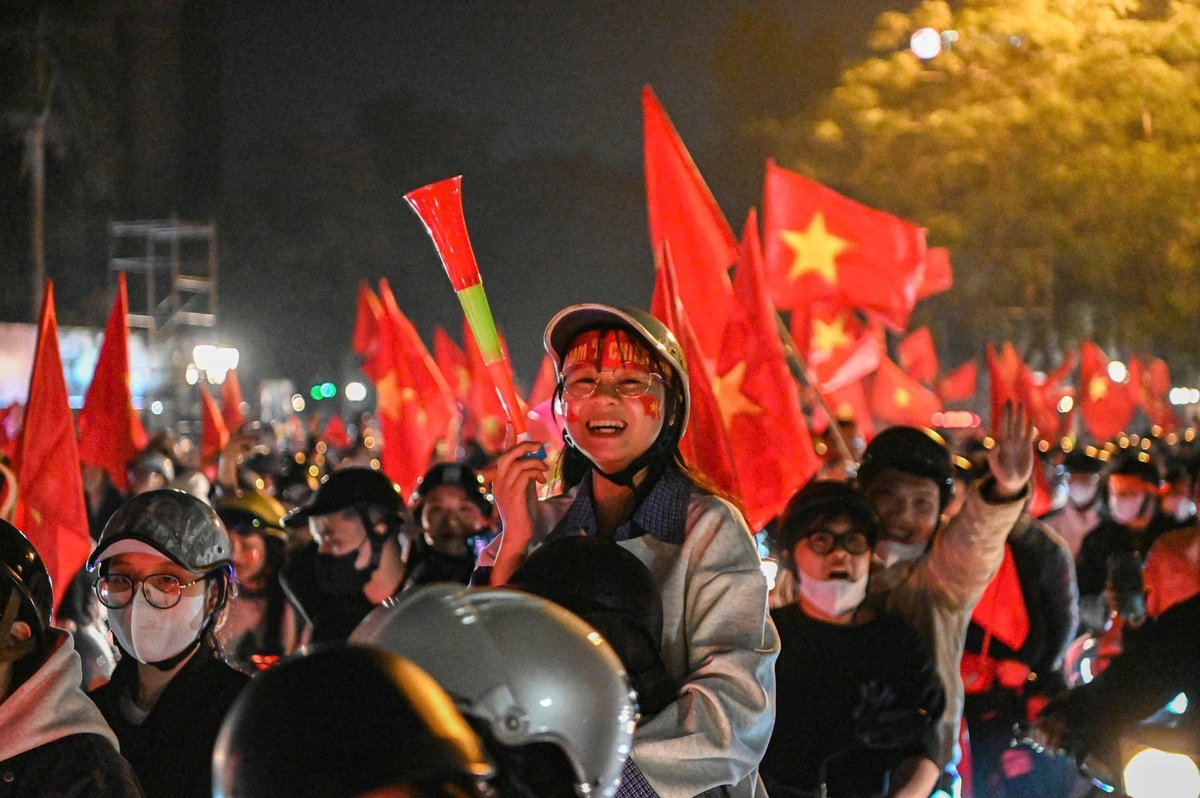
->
xmin=405 ymin=175 xmax=529 ymax=440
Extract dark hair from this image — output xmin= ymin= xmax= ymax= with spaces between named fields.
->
xmin=778 ymin=480 xmax=882 ymax=553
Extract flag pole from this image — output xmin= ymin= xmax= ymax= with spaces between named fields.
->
xmin=773 ymin=311 xmax=857 ymax=471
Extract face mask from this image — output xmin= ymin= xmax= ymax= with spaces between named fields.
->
xmin=1164 ymin=496 xmax=1195 ymax=522
xmin=314 ymin=550 xmax=373 ymax=596
xmin=1068 ymin=483 xmax=1098 ymax=508
xmin=109 ymin=590 xmax=208 ymax=665
xmin=874 ymin=539 xmax=928 ymax=568
xmin=1109 ymin=496 xmax=1148 ymax=526
xmin=799 ymin=573 xmax=868 ymax=617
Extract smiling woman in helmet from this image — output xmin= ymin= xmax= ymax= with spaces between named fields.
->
xmin=479 ymin=304 xmax=778 ymax=798
xmin=86 ymin=489 xmax=249 ymax=798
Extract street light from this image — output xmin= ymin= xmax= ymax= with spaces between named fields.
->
xmin=192 ymin=345 xmax=240 ymax=385
xmin=345 ymin=382 xmax=367 ymax=402
xmin=910 ymin=28 xmax=943 ymax=60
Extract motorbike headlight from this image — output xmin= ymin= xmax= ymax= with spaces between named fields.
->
xmin=1123 ymin=747 xmax=1200 ymax=798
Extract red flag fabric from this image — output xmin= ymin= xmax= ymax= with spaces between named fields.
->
xmin=898 ymin=327 xmax=939 ymax=385
xmin=643 ymin=86 xmax=736 ymax=358
xmin=986 ymin=343 xmax=1034 ymax=428
xmin=1079 ymin=343 xmax=1137 ymax=443
xmin=434 ymin=325 xmax=472 ymax=403
xmin=763 ymin=159 xmax=928 ymax=331
xmin=322 ymin=414 xmax=352 ymax=449
xmin=792 ymin=304 xmax=884 ymax=393
xmin=818 ymin=380 xmax=875 ymax=440
xmin=199 ymin=384 xmax=229 ymax=465
xmin=1129 ymin=356 xmax=1179 ymax=433
xmin=464 ymin=320 xmax=509 ymax=454
xmin=917 ymin=247 xmax=953 ymax=300
xmin=14 ymin=281 xmax=90 ymax=611
xmin=937 ymin=361 xmax=978 ymax=403
xmin=651 ymin=243 xmax=743 ymax=503
xmin=353 ymin=282 xmax=385 ymax=380
xmin=1030 ymin=460 xmax=1055 ymax=519
xmin=528 ymin=354 xmax=558 ymax=409
xmin=718 ymin=210 xmax=819 ymax=530
xmin=77 ymin=273 xmax=147 ymax=493
xmin=221 ymin=369 xmax=246 ymax=432
xmin=970 ymin=544 xmax=1030 ymax=652
xmin=871 ymin=356 xmax=943 ymax=428
xmin=379 ymin=280 xmax=456 ymax=445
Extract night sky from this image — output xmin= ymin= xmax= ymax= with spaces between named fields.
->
xmin=214 ymin=0 xmax=905 ymax=391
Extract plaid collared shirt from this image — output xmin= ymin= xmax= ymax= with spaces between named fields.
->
xmin=545 ymin=465 xmax=693 ymax=545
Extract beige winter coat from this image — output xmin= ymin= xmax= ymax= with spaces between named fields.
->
xmin=868 ymin=479 xmax=1026 ymax=768
xmin=480 ymin=488 xmax=779 ymax=798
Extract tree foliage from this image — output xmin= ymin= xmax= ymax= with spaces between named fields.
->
xmin=765 ymin=0 xmax=1200 ymax=363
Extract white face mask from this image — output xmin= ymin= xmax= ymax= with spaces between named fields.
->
xmin=109 ymin=590 xmax=209 ymax=665
xmin=874 ymin=539 xmax=928 ymax=568
xmin=1067 ymin=483 xmax=1098 ymax=508
xmin=799 ymin=573 xmax=868 ymax=617
xmin=1109 ymin=495 xmax=1148 ymax=526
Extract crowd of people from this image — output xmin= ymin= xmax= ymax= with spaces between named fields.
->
xmin=1 ymin=301 xmax=1198 ymax=798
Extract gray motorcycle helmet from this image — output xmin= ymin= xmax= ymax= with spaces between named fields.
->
xmin=87 ymin=489 xmax=232 ymax=574
xmin=352 ymin=585 xmax=637 ymax=798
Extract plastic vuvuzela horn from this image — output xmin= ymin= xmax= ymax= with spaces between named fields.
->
xmin=405 ymin=175 xmax=530 ymax=442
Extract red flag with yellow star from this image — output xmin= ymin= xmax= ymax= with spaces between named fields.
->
xmin=464 ymin=319 xmax=510 ymax=454
xmin=375 ymin=282 xmax=456 ymax=494
xmin=434 ymin=325 xmax=471 ymax=404
xmin=644 ymin=86 xmax=736 ymax=359
xmin=763 ymin=160 xmax=927 ymax=331
xmin=199 ymin=383 xmax=229 ymax=466
xmin=897 ymin=327 xmax=938 ymax=385
xmin=1128 ymin=356 xmax=1179 ymax=433
xmin=14 ymin=281 xmax=91 ymax=611
xmin=718 ymin=210 xmax=819 ymax=530
xmin=77 ymin=273 xmax=147 ymax=493
xmin=817 ymin=380 xmax=875 ymax=440
xmin=353 ymin=282 xmax=385 ymax=380
xmin=792 ymin=304 xmax=884 ymax=393
xmin=986 ymin=343 xmax=1034 ymax=428
xmin=651 ymin=243 xmax=742 ymax=504
xmin=1079 ymin=342 xmax=1136 ymax=443
xmin=917 ymin=246 xmax=953 ymax=300
xmin=871 ymin=356 xmax=942 ymax=428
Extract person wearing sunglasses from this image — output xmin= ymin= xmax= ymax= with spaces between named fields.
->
xmin=761 ymin=480 xmax=945 ymax=798
xmin=86 ymin=489 xmax=249 ymax=798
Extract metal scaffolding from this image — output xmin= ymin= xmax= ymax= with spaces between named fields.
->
xmin=108 ymin=217 xmax=218 ymax=333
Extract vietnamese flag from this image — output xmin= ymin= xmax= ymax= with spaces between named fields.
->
xmin=221 ymin=368 xmax=246 ymax=432
xmin=353 ymin=282 xmax=385 ymax=380
xmin=763 ymin=159 xmax=928 ymax=331
xmin=1079 ymin=342 xmax=1136 ymax=443
xmin=434 ymin=325 xmax=471 ymax=404
xmin=14 ymin=281 xmax=91 ymax=611
xmin=199 ymin=384 xmax=229 ymax=466
xmin=1128 ymin=356 xmax=1179 ymax=433
xmin=986 ymin=343 xmax=1033 ymax=427
xmin=77 ymin=273 xmax=147 ymax=493
xmin=718 ymin=210 xmax=819 ymax=530
xmin=378 ymin=280 xmax=456 ymax=449
xmin=651 ymin=243 xmax=742 ymax=503
xmin=643 ymin=86 xmax=736 ymax=359
xmin=937 ymin=361 xmax=978 ymax=403
xmin=793 ymin=304 xmax=884 ymax=393
xmin=818 ymin=380 xmax=875 ymax=441
xmin=969 ymin=543 xmax=1030 ymax=653
xmin=528 ymin=354 xmax=558 ymax=409
xmin=898 ymin=327 xmax=938 ymax=386
xmin=463 ymin=319 xmax=509 ymax=454
xmin=871 ymin=356 xmax=942 ymax=428
xmin=917 ymin=247 xmax=953 ymax=301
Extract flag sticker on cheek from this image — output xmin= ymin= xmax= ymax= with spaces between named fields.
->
xmin=638 ymin=395 xmax=662 ymax=420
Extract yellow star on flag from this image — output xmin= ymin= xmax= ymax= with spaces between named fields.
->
xmin=781 ymin=211 xmax=852 ymax=284
xmin=712 ymin=362 xmax=763 ymax=429
xmin=375 ymin=373 xmax=402 ymax=420
xmin=893 ymin=388 xmax=912 ymax=408
xmin=811 ymin=316 xmax=852 ymax=356
xmin=1087 ymin=376 xmax=1108 ymax=402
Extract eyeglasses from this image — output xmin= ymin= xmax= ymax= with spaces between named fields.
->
xmin=805 ymin=530 xmax=871 ymax=556
xmin=94 ymin=573 xmax=209 ymax=610
xmin=562 ymin=368 xmax=661 ymax=400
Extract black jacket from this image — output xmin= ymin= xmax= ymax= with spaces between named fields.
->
xmin=89 ymin=648 xmax=248 ymax=798
xmin=0 ymin=733 xmax=143 ymax=798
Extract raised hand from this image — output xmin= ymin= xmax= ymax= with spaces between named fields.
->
xmin=988 ymin=401 xmax=1036 ymax=500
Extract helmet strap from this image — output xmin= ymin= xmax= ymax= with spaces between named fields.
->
xmin=0 ymin=590 xmax=36 ymax=664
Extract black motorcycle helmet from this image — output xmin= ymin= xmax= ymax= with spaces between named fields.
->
xmin=509 ymin=535 xmax=676 ymax=717
xmin=0 ymin=519 xmax=53 ymax=663
xmin=411 ymin=462 xmax=493 ymax=524
xmin=213 ymin=645 xmax=495 ymax=798
xmin=778 ymin=480 xmax=882 ymax=554
xmin=856 ymin=426 xmax=956 ymax=511
xmin=282 ymin=467 xmax=405 ymax=528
